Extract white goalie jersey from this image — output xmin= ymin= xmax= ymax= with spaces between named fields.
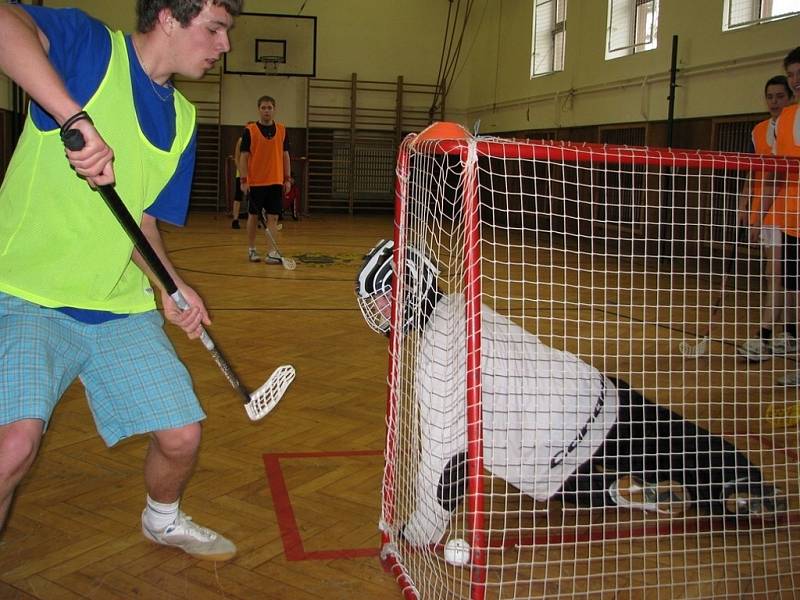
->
xmin=404 ymin=294 xmax=618 ymax=545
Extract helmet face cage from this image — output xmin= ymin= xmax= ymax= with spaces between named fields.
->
xmin=355 ymin=239 xmax=394 ymax=334
xmin=355 ymin=239 xmax=440 ymax=335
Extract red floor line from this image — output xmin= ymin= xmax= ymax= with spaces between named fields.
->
xmin=263 ymin=453 xmax=307 ymax=561
xmin=264 ymin=448 xmax=796 ymax=561
xmin=263 ymin=450 xmax=384 ymax=561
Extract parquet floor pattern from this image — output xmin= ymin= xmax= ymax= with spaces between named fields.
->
xmin=0 ymin=212 xmax=400 ymax=599
xmin=2 ymin=212 xmax=799 ymax=599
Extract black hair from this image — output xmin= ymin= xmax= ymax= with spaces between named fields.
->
xmin=136 ymin=0 xmax=243 ymax=33
xmin=257 ymin=95 xmax=277 ymax=107
xmin=783 ymin=47 xmax=800 ymax=71
xmin=765 ymin=75 xmax=793 ymax=98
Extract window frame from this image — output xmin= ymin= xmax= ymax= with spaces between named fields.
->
xmin=722 ymin=0 xmax=800 ymax=30
xmin=531 ymin=0 xmax=568 ymax=78
xmin=605 ymin=0 xmax=659 ymax=61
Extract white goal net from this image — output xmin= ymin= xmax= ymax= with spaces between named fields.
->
xmin=379 ymin=123 xmax=800 ymax=599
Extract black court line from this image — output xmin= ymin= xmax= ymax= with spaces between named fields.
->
xmin=166 ymin=237 xmax=783 ymax=359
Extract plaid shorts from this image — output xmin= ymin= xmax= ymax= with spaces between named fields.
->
xmin=0 ymin=292 xmax=205 ymax=446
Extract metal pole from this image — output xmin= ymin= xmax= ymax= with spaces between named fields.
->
xmin=666 ymin=35 xmax=678 ymax=147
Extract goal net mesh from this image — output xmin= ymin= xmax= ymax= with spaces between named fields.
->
xmin=379 ymin=125 xmax=800 ymax=599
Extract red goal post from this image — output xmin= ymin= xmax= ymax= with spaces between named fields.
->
xmin=379 ymin=123 xmax=800 ymax=600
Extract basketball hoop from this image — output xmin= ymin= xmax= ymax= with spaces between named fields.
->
xmin=258 ymin=55 xmax=282 ymax=76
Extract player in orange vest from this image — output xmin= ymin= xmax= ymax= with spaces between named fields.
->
xmin=238 ymin=96 xmax=291 ymax=263
xmin=768 ymin=48 xmax=800 ymax=384
xmin=738 ymin=75 xmax=794 ymax=361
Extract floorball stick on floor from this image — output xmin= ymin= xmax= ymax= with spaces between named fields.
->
xmin=62 ymin=130 xmax=294 ymax=420
xmin=262 ymin=217 xmax=297 ymax=270
xmin=679 ymin=228 xmax=744 ymax=358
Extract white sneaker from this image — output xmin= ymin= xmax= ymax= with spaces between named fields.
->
xmin=402 ymin=503 xmax=453 ymax=547
xmin=778 ymin=370 xmax=800 ymax=386
xmin=737 ymin=337 xmax=772 ymax=362
xmin=771 ymin=332 xmax=797 ymax=356
xmin=142 ymin=510 xmax=237 ymax=561
xmin=248 ymin=248 xmax=260 ymax=262
xmin=265 ymin=251 xmax=281 ymax=264
xmin=609 ymin=475 xmax=689 ymax=516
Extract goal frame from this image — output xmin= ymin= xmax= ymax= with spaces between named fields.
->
xmin=378 ymin=122 xmax=799 ymax=600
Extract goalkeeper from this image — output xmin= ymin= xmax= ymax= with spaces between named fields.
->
xmin=355 ymin=239 xmax=786 ymax=547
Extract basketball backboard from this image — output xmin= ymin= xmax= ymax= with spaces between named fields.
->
xmin=224 ymin=12 xmax=317 ymax=77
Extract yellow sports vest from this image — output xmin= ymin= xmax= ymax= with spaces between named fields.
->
xmin=245 ymin=121 xmax=286 ymax=186
xmin=0 ymin=29 xmax=195 ymax=313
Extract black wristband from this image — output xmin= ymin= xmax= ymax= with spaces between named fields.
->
xmin=59 ymin=110 xmax=93 ymax=142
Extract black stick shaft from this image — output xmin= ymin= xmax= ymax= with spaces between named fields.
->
xmin=62 ymin=130 xmax=251 ymax=403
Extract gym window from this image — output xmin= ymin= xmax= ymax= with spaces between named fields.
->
xmin=723 ymin=0 xmax=800 ymax=30
xmin=605 ymin=0 xmax=659 ymax=60
xmin=531 ymin=0 xmax=568 ymax=77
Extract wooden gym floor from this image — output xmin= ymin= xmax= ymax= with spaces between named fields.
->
xmin=0 ymin=212 xmax=399 ymax=599
xmin=0 ymin=212 xmax=798 ymax=599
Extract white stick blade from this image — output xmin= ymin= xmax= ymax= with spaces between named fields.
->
xmin=245 ymin=364 xmax=296 ymax=421
xmin=281 ymin=257 xmax=297 ymax=270
xmin=679 ymin=337 xmax=708 ymax=358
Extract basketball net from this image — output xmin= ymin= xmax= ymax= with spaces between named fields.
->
xmin=259 ymin=56 xmax=281 ymax=76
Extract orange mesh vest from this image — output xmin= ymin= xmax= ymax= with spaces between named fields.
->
xmin=245 ymin=121 xmax=286 ymax=186
xmin=774 ymin=104 xmax=800 ymax=237
xmin=750 ymin=118 xmax=778 ymax=226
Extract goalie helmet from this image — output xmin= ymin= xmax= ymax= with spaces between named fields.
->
xmin=355 ymin=238 xmax=440 ymax=335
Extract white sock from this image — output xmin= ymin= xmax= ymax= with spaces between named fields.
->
xmin=143 ymin=495 xmax=179 ymax=531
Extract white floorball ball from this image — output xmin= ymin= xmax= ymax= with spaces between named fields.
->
xmin=444 ymin=537 xmax=471 ymax=566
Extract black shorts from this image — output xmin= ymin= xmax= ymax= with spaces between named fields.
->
xmin=234 ymin=176 xmax=243 ymax=202
xmin=783 ymin=232 xmax=800 ymax=292
xmin=247 ymin=185 xmax=283 ymax=216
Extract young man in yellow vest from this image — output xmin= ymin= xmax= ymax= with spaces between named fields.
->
xmin=737 ymin=75 xmax=794 ymax=361
xmin=770 ymin=47 xmax=800 ymax=384
xmin=238 ymin=95 xmax=292 ymax=263
xmin=0 ymin=0 xmax=241 ymax=561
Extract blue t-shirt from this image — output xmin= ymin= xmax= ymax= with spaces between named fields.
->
xmin=21 ymin=6 xmax=197 ymax=322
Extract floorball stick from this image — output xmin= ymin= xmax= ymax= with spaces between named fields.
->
xmin=262 ymin=215 xmax=297 ymax=270
xmin=679 ymin=227 xmax=744 ymax=358
xmin=63 ymin=130 xmax=294 ymax=420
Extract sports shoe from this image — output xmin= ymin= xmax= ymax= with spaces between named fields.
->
xmin=248 ymin=248 xmax=260 ymax=262
xmin=231 ymin=219 xmax=240 ymax=229
xmin=771 ymin=332 xmax=797 ymax=356
xmin=402 ymin=502 xmax=453 ymax=547
xmin=737 ymin=337 xmax=772 ymax=362
xmin=608 ymin=475 xmax=689 ymax=516
xmin=721 ymin=478 xmax=787 ymax=519
xmin=268 ymin=250 xmax=281 ymax=260
xmin=141 ymin=510 xmax=237 ymax=561
xmin=778 ymin=370 xmax=800 ymax=386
